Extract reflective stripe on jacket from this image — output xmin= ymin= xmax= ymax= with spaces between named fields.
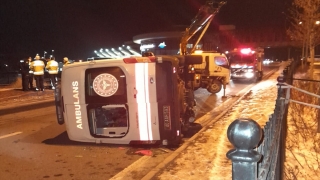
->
xmin=28 ymin=62 xmax=34 ymax=74
xmin=31 ymin=60 xmax=45 ymax=75
xmin=46 ymin=60 xmax=59 ymax=74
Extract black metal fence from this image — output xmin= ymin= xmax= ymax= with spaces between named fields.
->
xmin=226 ymin=60 xmax=300 ymax=180
xmin=0 ymin=71 xmax=19 ymax=85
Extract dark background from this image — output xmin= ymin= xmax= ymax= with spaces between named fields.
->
xmin=0 ymin=0 xmax=289 ymax=68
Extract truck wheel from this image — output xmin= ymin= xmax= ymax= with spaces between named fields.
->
xmin=258 ymin=72 xmax=263 ymax=81
xmin=207 ymin=80 xmax=222 ymax=93
xmin=251 ymin=75 xmax=258 ymax=83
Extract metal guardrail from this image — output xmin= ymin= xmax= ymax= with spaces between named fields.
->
xmin=226 ymin=60 xmax=300 ymax=180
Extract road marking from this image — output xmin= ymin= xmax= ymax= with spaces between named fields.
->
xmin=0 ymin=132 xmax=22 ymax=139
xmin=0 ymin=88 xmax=15 ymax=92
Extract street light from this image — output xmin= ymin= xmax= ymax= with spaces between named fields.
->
xmin=44 ymin=51 xmax=47 ymax=58
xmin=52 ymin=50 xmax=54 ymax=57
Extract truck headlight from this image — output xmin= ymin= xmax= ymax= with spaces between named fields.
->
xmin=245 ymin=72 xmax=254 ymax=78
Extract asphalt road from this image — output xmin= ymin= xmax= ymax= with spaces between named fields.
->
xmin=0 ymin=64 xmax=280 ymax=180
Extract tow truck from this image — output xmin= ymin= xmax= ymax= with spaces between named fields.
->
xmin=179 ymin=1 xmax=230 ymax=94
xmin=228 ymin=48 xmax=264 ymax=82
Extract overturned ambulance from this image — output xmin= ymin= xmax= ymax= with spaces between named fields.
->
xmin=55 ymin=55 xmax=202 ymax=146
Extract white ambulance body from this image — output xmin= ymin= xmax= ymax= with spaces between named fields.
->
xmin=55 ymin=55 xmax=202 ymax=146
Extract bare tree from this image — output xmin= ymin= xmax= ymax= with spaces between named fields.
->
xmin=287 ymin=0 xmax=320 ymax=76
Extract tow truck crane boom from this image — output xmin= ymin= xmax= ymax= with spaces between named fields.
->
xmin=180 ymin=1 xmax=226 ymax=55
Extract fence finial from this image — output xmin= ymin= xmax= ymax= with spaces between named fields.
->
xmin=226 ymin=118 xmax=262 ymax=180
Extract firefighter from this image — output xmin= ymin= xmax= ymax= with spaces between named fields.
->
xmin=63 ymin=57 xmax=69 ymax=66
xmin=19 ymin=58 xmax=30 ymax=91
xmin=27 ymin=57 xmax=34 ymax=90
xmin=30 ymin=55 xmax=45 ymax=91
xmin=46 ymin=56 xmax=59 ymax=89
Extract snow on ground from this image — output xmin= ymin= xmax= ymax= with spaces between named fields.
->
xmin=156 ymin=64 xmax=320 ymax=180
xmin=284 ymin=69 xmax=320 ymax=179
xmin=156 ymin=73 xmax=280 ymax=179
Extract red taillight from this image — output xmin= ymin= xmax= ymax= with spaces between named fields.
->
xmin=123 ymin=56 xmax=156 ymax=63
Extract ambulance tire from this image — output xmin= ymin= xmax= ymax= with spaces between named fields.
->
xmin=207 ymin=80 xmax=222 ymax=94
xmin=168 ymin=137 xmax=182 ymax=148
xmin=181 ymin=123 xmax=202 ymax=138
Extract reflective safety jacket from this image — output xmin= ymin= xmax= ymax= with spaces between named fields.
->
xmin=28 ymin=61 xmax=34 ymax=74
xmin=46 ymin=60 xmax=59 ymax=74
xmin=30 ymin=60 xmax=45 ymax=75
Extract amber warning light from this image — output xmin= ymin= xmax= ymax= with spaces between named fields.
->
xmin=123 ymin=56 xmax=156 ymax=63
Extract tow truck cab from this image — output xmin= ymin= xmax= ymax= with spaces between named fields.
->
xmin=228 ymin=48 xmax=263 ymax=82
xmin=55 ymin=55 xmax=202 ymax=146
xmin=191 ymin=51 xmax=230 ymax=94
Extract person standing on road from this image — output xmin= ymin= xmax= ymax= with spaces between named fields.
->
xmin=27 ymin=57 xmax=34 ymax=90
xmin=30 ymin=55 xmax=45 ymax=91
xmin=19 ymin=58 xmax=30 ymax=91
xmin=46 ymin=56 xmax=59 ymax=89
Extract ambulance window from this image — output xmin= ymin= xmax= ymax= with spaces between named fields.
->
xmin=214 ymin=56 xmax=228 ymax=66
xmin=85 ymin=67 xmax=127 ymax=104
xmin=91 ymin=106 xmax=128 ymax=128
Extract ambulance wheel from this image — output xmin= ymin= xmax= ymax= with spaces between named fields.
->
xmin=207 ymin=80 xmax=222 ymax=94
xmin=168 ymin=137 xmax=182 ymax=148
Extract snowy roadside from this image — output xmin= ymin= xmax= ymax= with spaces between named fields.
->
xmin=284 ymin=68 xmax=320 ymax=179
xmin=154 ymin=67 xmax=284 ymax=179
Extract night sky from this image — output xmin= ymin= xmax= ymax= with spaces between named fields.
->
xmin=0 ymin=0 xmax=289 ymax=64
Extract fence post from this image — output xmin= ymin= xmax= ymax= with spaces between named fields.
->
xmin=226 ymin=118 xmax=262 ymax=180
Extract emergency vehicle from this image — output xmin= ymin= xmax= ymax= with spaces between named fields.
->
xmin=228 ymin=48 xmax=264 ymax=82
xmin=179 ymin=1 xmax=230 ymax=94
xmin=192 ymin=51 xmax=230 ymax=93
xmin=55 ymin=55 xmax=202 ymax=146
